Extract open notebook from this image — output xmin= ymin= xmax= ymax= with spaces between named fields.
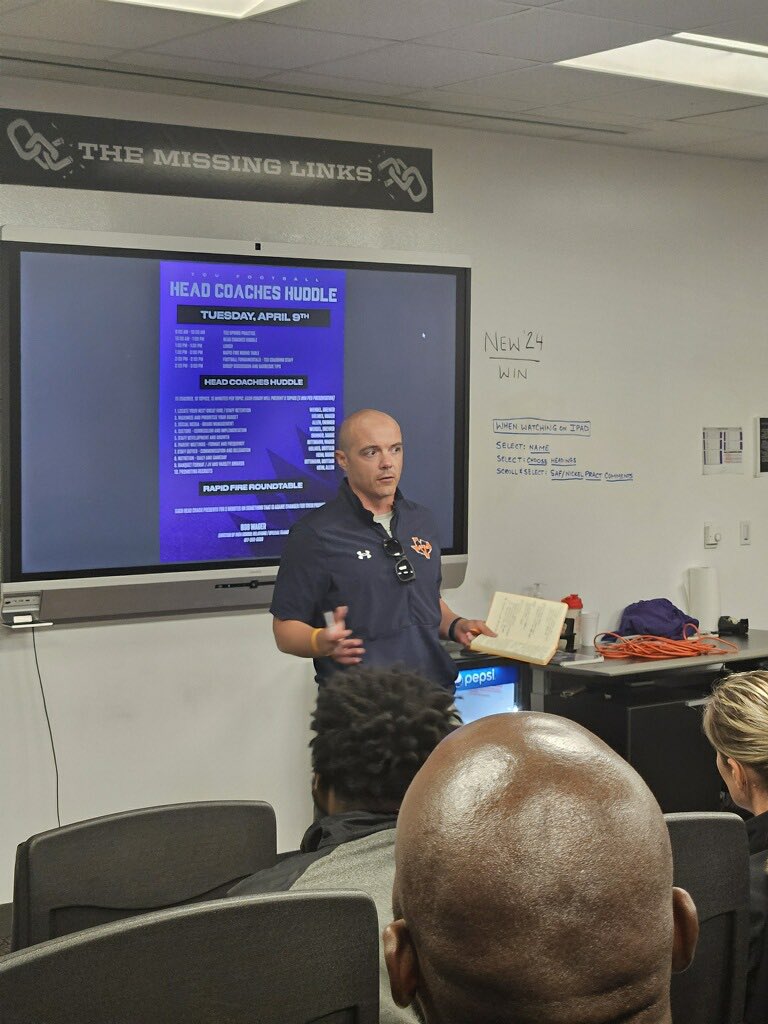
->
xmin=469 ymin=591 xmax=568 ymax=666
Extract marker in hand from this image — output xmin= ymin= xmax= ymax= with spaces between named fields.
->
xmin=324 ymin=605 xmax=365 ymax=665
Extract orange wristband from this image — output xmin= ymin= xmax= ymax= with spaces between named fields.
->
xmin=310 ymin=627 xmax=323 ymax=656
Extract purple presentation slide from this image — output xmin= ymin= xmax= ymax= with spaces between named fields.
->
xmin=158 ymin=261 xmax=345 ymax=563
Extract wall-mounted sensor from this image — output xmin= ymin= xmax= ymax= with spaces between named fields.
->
xmin=704 ymin=523 xmax=721 ymax=548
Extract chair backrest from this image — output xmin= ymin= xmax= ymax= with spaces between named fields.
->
xmin=665 ymin=811 xmax=750 ymax=1024
xmin=0 ymin=891 xmax=379 ymax=1023
xmin=11 ymin=799 xmax=276 ymax=950
xmin=744 ymin=849 xmax=768 ymax=1024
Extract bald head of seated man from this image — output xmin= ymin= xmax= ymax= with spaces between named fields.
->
xmin=383 ymin=712 xmax=699 ymax=1024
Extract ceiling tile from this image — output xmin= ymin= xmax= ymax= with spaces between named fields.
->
xmin=78 ymin=67 xmax=211 ymax=95
xmin=0 ymin=56 xmax=78 ymax=83
xmin=305 ymin=42 xmax=532 ymax=89
xmin=681 ymin=134 xmax=768 ymax=159
xmin=458 ymin=115 xmax=588 ymax=138
xmin=610 ymin=120 xmax=762 ymax=153
xmin=207 ymin=85 xmax=360 ymax=114
xmin=0 ymin=33 xmax=121 ymax=60
xmin=399 ymin=88 xmax=542 ymax=115
xmin=500 ymin=115 xmax=631 ymax=137
xmin=676 ymin=103 xmax=768 ymax=133
xmin=0 ymin=59 xmax=207 ymax=96
xmin=511 ymin=102 xmax=652 ymax=129
xmin=0 ymin=0 xmax=216 ymax=48
xmin=692 ymin=10 xmax=768 ymax=47
xmin=109 ymin=50 xmax=276 ymax=82
xmin=0 ymin=0 xmax=41 ymax=12
xmin=259 ymin=69 xmax=414 ymax=97
xmin=562 ymin=83 xmax=768 ymax=121
xmin=438 ymin=65 xmax=657 ymax=106
xmin=419 ymin=8 xmax=662 ymax=62
xmin=256 ymin=0 xmax=526 ymax=40
xmin=354 ymin=103 xmax=477 ymax=127
xmin=392 ymin=98 xmax=635 ymax=136
xmin=177 ymin=81 xmax=280 ymax=105
xmin=549 ymin=0 xmax=767 ymax=32
xmin=624 ymin=119 xmax=753 ymax=144
xmin=148 ymin=20 xmax=386 ymax=70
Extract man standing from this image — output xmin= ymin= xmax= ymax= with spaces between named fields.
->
xmin=271 ymin=409 xmax=492 ymax=687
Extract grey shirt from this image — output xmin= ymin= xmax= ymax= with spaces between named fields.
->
xmin=231 ymin=814 xmax=416 ymax=1024
xmin=289 ymin=829 xmax=415 ymax=1024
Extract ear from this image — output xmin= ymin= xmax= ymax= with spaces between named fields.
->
xmin=727 ymin=758 xmax=749 ymax=792
xmin=335 ymin=448 xmax=348 ymax=471
xmin=312 ymin=775 xmax=330 ymax=816
xmin=383 ymin=919 xmax=420 ymax=1008
xmin=671 ymin=887 xmax=699 ymax=973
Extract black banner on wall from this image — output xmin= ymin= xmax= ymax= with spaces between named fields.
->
xmin=0 ymin=108 xmax=433 ymax=212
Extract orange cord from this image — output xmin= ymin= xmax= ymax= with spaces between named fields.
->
xmin=594 ymin=625 xmax=739 ymax=660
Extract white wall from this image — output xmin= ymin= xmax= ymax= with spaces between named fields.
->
xmin=2 ymin=75 xmax=767 ymax=902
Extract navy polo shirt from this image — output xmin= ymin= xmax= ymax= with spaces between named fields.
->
xmin=271 ymin=480 xmax=457 ymax=689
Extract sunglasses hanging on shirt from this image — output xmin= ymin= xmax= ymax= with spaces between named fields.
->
xmin=382 ymin=537 xmax=416 ymax=583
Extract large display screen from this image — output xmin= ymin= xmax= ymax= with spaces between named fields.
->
xmin=1 ymin=231 xmax=469 ymax=608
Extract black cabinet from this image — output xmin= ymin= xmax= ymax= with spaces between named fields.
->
xmin=540 ymin=674 xmax=723 ymax=813
xmin=627 ymin=696 xmax=721 ymax=812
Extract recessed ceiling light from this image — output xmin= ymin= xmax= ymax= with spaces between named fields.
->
xmin=103 ymin=0 xmax=305 ymax=19
xmin=559 ymin=35 xmax=768 ymax=99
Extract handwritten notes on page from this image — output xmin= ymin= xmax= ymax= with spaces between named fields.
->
xmin=470 ymin=592 xmax=568 ymax=666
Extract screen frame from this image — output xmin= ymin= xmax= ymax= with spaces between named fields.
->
xmin=0 ymin=227 xmax=470 ymax=623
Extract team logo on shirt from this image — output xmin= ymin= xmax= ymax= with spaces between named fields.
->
xmin=410 ymin=537 xmax=432 ymax=559
xmin=356 ymin=549 xmax=372 ymax=559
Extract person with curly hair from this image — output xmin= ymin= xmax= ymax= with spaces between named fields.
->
xmin=230 ymin=666 xmax=458 ymax=1024
xmin=703 ymin=670 xmax=768 ymax=1021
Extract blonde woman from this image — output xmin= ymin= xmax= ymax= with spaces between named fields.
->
xmin=703 ymin=670 xmax=768 ymax=1021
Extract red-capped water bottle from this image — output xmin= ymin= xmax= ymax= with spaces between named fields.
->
xmin=561 ymin=594 xmax=583 ymax=649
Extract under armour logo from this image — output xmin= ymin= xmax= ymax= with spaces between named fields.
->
xmin=356 ymin=550 xmax=371 ymax=559
xmin=7 ymin=118 xmax=74 ymax=173
xmin=377 ymin=156 xmax=428 ymax=203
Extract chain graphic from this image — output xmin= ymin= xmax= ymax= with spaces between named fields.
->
xmin=7 ymin=118 xmax=73 ymax=172
xmin=377 ymin=156 xmax=428 ymax=203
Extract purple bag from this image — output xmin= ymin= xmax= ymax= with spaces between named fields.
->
xmin=618 ymin=598 xmax=699 ymax=640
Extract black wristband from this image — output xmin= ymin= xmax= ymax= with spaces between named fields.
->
xmin=448 ymin=617 xmax=463 ymax=642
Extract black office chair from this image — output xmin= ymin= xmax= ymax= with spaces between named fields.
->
xmin=0 ymin=891 xmax=379 ymax=1023
xmin=11 ymin=799 xmax=277 ymax=950
xmin=665 ymin=811 xmax=750 ymax=1024
xmin=744 ymin=849 xmax=768 ymax=1023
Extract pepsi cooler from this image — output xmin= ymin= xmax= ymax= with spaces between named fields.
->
xmin=451 ymin=651 xmax=528 ymax=724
